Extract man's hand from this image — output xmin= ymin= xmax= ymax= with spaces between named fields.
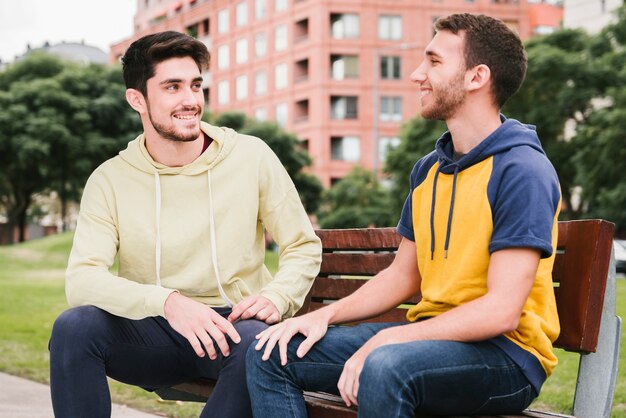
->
xmin=164 ymin=292 xmax=241 ymax=359
xmin=254 ymin=310 xmax=332 ymax=366
xmin=228 ymin=295 xmax=280 ymax=324
xmin=338 ymin=328 xmax=398 ymax=407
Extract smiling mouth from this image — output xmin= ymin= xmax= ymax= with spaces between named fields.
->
xmin=173 ymin=114 xmax=197 ymax=120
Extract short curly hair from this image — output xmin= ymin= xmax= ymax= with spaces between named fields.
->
xmin=121 ymin=31 xmax=210 ymax=97
xmin=435 ymin=13 xmax=527 ymax=108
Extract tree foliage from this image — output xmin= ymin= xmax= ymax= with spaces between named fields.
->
xmin=214 ymin=111 xmax=323 ymax=213
xmin=0 ymin=53 xmax=139 ymax=242
xmin=316 ymin=167 xmax=394 ymax=229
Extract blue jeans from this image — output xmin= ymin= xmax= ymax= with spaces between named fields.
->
xmin=49 ymin=305 xmax=267 ymax=418
xmin=246 ymin=322 xmax=536 ymax=418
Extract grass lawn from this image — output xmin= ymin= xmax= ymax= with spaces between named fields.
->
xmin=0 ymin=232 xmax=623 ymax=417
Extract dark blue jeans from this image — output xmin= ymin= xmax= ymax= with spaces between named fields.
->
xmin=49 ymin=305 xmax=267 ymax=418
xmin=246 ymin=322 xmax=536 ymax=418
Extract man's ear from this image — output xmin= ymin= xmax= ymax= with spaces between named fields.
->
xmin=466 ymin=64 xmax=491 ymax=92
xmin=126 ymin=88 xmax=147 ymax=113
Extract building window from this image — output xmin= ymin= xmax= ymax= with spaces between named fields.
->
xmin=331 ymin=136 xmax=360 ymax=162
xmin=380 ymin=56 xmax=401 ymax=80
xmin=275 ymin=24 xmax=288 ymax=51
xmin=218 ymin=80 xmax=230 ymax=105
xmin=380 ymin=96 xmax=402 ymax=122
xmin=255 ymin=0 xmax=267 ymax=19
xmin=235 ymin=38 xmax=248 ymax=64
xmin=275 ymin=63 xmax=288 ymax=90
xmin=378 ymin=15 xmax=402 ymax=40
xmin=255 ymin=70 xmax=268 ymax=95
xmin=255 ymin=107 xmax=268 ymax=121
xmin=275 ymin=103 xmax=288 ymax=127
xmin=217 ymin=44 xmax=229 ymax=69
xmin=330 ymin=13 xmax=359 ymax=39
xmin=331 ymin=55 xmax=358 ymax=80
xmin=295 ymin=58 xmax=309 ymax=82
xmin=236 ymin=75 xmax=248 ymax=100
xmin=236 ymin=2 xmax=248 ymax=27
xmin=295 ymin=99 xmax=309 ymax=122
xmin=218 ymin=9 xmax=229 ymax=34
xmin=276 ymin=0 xmax=288 ymax=12
xmin=255 ymin=32 xmax=267 ymax=57
xmin=331 ymin=96 xmax=358 ymax=119
xmin=295 ymin=18 xmax=309 ymax=42
xmin=378 ymin=136 xmax=401 ymax=163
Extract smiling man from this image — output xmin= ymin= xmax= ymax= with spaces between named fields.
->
xmin=247 ymin=13 xmax=561 ymax=418
xmin=48 ymin=31 xmax=321 ymax=418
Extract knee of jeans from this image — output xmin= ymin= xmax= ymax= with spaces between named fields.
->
xmin=360 ymin=345 xmax=405 ymax=393
xmin=50 ymin=306 xmax=107 ymax=351
xmin=235 ymin=320 xmax=269 ymax=347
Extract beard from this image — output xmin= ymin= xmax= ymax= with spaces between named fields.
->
xmin=421 ymin=70 xmax=466 ymax=121
xmin=147 ymin=104 xmax=202 ymax=143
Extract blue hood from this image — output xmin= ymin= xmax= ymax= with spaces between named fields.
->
xmin=434 ymin=115 xmax=545 ymax=174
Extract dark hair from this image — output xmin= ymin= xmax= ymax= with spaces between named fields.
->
xmin=121 ymin=31 xmax=210 ymax=96
xmin=434 ymin=13 xmax=527 ymax=108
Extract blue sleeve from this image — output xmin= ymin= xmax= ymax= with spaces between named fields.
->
xmin=488 ymin=147 xmax=561 ymax=258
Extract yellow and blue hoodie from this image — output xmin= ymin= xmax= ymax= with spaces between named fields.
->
xmin=397 ymin=116 xmax=561 ymax=394
xmin=66 ymin=122 xmax=322 ymax=321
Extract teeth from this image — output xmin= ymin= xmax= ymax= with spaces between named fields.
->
xmin=175 ymin=114 xmax=196 ymax=120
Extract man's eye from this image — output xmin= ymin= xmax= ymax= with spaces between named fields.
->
xmin=192 ymin=83 xmax=202 ymax=90
xmin=166 ymin=85 xmax=178 ymax=90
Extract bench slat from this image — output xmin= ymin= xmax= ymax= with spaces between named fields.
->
xmin=317 ymin=228 xmax=401 ymax=251
xmin=552 ymin=219 xmax=613 ymax=352
xmin=319 ymin=253 xmax=396 ymax=276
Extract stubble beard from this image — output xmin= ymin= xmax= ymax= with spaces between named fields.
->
xmin=147 ymin=103 xmax=202 ymax=143
xmin=421 ymin=71 xmax=466 ymax=121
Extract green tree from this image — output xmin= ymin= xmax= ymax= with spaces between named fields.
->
xmin=503 ymin=28 xmax=614 ymax=219
xmin=0 ymin=53 xmax=139 ymax=243
xmin=213 ymin=111 xmax=323 ymax=213
xmin=317 ymin=167 xmax=394 ymax=228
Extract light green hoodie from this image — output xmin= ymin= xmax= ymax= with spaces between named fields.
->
xmin=66 ymin=122 xmax=322 ymax=320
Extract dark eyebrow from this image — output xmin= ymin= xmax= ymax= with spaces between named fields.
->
xmin=159 ymin=76 xmax=203 ymax=85
xmin=425 ymin=50 xmax=442 ymax=59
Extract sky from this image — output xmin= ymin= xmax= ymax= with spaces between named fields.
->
xmin=0 ymin=0 xmax=137 ymax=63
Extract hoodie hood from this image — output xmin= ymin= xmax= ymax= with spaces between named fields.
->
xmin=434 ymin=115 xmax=544 ymax=174
xmin=118 ymin=121 xmax=237 ymax=176
xmin=428 ymin=115 xmax=545 ymax=259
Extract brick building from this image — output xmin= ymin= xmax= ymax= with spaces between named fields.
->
xmin=111 ymin=0 xmax=529 ymax=187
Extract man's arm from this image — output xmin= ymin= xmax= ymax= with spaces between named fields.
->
xmin=336 ymin=247 xmax=540 ymax=406
xmin=229 ymin=145 xmax=323 ymax=323
xmin=254 ymin=237 xmax=421 ymax=364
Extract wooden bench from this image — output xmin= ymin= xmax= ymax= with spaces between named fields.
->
xmin=155 ymin=219 xmax=622 ymax=418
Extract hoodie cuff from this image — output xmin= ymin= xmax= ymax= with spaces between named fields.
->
xmin=146 ymin=286 xmax=178 ymax=317
xmin=260 ymin=290 xmax=289 ymax=319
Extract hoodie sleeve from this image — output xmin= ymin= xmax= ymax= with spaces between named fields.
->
xmin=255 ymin=146 xmax=322 ymax=319
xmin=65 ymin=169 xmax=176 ymax=320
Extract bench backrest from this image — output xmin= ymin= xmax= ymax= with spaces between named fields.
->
xmin=302 ymin=219 xmax=615 ymax=354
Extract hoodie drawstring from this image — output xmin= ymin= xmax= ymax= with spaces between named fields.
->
xmin=429 ymin=168 xmax=441 ymax=260
xmin=154 ymin=173 xmax=162 ymax=287
xmin=207 ymin=170 xmax=234 ymax=307
xmin=429 ymin=165 xmax=459 ymax=260
xmin=444 ymin=166 xmax=459 ymax=258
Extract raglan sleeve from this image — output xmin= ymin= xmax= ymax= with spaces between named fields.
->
xmin=488 ymin=150 xmax=561 ymax=258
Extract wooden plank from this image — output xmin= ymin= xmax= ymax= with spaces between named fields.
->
xmin=316 ymin=228 xmax=401 ymax=251
xmin=309 ymin=277 xmax=421 ymax=304
xmin=553 ymin=220 xmax=614 ymax=352
xmin=319 ymin=253 xmax=396 ymax=276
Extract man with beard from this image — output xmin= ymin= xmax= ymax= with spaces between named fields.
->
xmin=247 ymin=13 xmax=561 ymax=417
xmin=49 ymin=31 xmax=321 ymax=418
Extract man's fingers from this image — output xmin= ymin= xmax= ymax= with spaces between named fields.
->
xmin=196 ymin=330 xmax=218 ymax=359
xmin=213 ymin=315 xmax=241 ymax=344
xmin=228 ymin=298 xmax=256 ymax=322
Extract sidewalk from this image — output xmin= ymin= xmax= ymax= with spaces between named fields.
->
xmin=0 ymin=373 xmax=162 ymax=418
